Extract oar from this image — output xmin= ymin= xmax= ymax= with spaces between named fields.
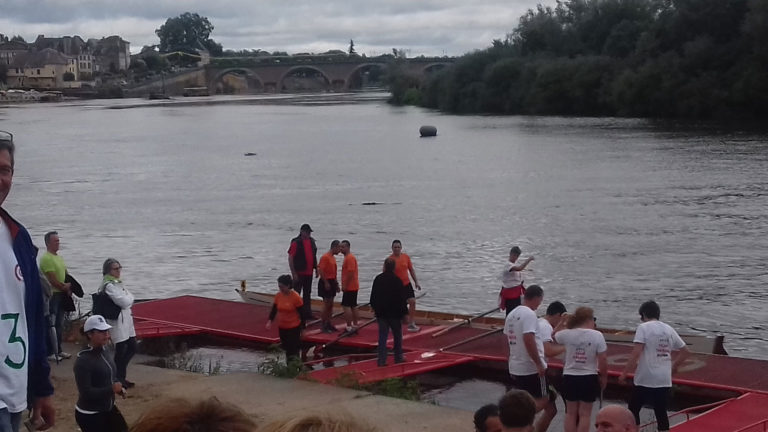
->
xmin=305 ymin=301 xmax=372 ymax=328
xmin=314 ymin=317 xmax=378 ymax=355
xmin=431 ymin=307 xmax=500 ymax=338
xmin=421 ymin=327 xmax=503 ymax=358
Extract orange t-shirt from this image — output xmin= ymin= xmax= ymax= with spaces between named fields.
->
xmin=318 ymin=251 xmax=337 ymax=281
xmin=388 ymin=253 xmax=413 ymax=286
xmin=342 ymin=253 xmax=359 ymax=292
xmin=273 ymin=290 xmax=303 ymax=329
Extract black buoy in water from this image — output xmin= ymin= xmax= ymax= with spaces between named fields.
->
xmin=419 ymin=125 xmax=437 ymax=137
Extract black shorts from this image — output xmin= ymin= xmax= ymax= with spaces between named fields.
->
xmin=562 ymin=374 xmax=600 ymax=402
xmin=510 ymin=373 xmax=548 ymax=399
xmin=317 ymin=279 xmax=338 ymax=299
xmin=404 ymin=283 xmax=415 ymax=300
xmin=341 ymin=291 xmax=358 ymax=307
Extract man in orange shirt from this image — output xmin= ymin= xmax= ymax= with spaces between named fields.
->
xmin=389 ymin=239 xmax=422 ymax=332
xmin=340 ymin=240 xmax=359 ymax=333
xmin=317 ymin=240 xmax=341 ymax=333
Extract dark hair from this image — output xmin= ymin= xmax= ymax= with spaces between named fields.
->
xmin=498 ymin=389 xmax=536 ymax=428
xmin=277 ymin=274 xmax=292 ymax=287
xmin=473 ymin=404 xmax=499 ymax=432
xmin=383 ymin=258 xmax=395 ymax=272
xmin=639 ymin=300 xmax=661 ymax=320
xmin=44 ymin=231 xmax=58 ymax=246
xmin=523 ymin=284 xmax=543 ymax=300
xmin=341 ymin=239 xmax=350 ymax=247
xmin=102 ymin=258 xmax=120 ymax=275
xmin=546 ymin=301 xmax=566 ymax=316
xmin=330 ymin=240 xmax=340 ymax=248
xmin=392 ymin=239 xmax=401 ymax=247
xmin=509 ymin=246 xmax=521 ymax=256
xmin=0 ymin=131 xmax=15 ymax=167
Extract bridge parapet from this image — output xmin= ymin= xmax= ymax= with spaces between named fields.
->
xmin=205 ymin=56 xmax=454 ymax=94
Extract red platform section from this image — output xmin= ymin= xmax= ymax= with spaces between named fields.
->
xmin=307 ymin=351 xmax=475 ymax=384
xmin=671 ymin=392 xmax=768 ymax=432
xmin=132 ymin=296 xmax=768 ymax=394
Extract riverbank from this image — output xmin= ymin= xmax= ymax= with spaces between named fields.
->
xmin=47 ymin=342 xmax=471 ymax=432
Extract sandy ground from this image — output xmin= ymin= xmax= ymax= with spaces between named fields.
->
xmin=41 ymin=342 xmax=473 ymax=432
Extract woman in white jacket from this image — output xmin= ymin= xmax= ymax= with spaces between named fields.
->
xmin=99 ymin=258 xmax=136 ymax=389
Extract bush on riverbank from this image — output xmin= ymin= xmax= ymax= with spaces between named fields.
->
xmin=391 ymin=0 xmax=768 ymax=119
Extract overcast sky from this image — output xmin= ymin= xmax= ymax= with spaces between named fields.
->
xmin=0 ymin=0 xmax=546 ymax=56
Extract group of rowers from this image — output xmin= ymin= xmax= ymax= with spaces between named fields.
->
xmin=266 ymin=224 xmax=691 ymax=432
xmin=500 ymin=247 xmax=691 ymax=432
xmin=266 ymin=223 xmax=424 ymax=367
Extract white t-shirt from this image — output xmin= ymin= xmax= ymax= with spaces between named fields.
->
xmin=0 ymin=220 xmax=29 ymax=412
xmin=538 ymin=318 xmax=554 ymax=343
xmin=504 ymin=305 xmax=546 ymax=375
xmin=554 ymin=328 xmax=607 ymax=376
xmin=501 ymin=262 xmax=523 ymax=288
xmin=633 ymin=320 xmax=686 ymax=388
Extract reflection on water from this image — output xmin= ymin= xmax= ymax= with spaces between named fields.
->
xmin=2 ymin=94 xmax=767 ymax=359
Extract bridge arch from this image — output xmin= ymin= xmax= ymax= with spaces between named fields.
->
xmin=344 ymin=63 xmax=390 ymax=90
xmin=210 ymin=68 xmax=264 ymax=94
xmin=278 ymin=66 xmax=332 ymax=92
xmin=420 ymin=62 xmax=451 ymax=75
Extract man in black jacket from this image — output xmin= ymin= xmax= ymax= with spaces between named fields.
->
xmin=370 ymin=258 xmax=407 ymax=366
xmin=287 ymin=223 xmax=317 ymax=319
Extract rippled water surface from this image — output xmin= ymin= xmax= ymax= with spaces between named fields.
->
xmin=2 ymin=94 xmax=766 ymax=359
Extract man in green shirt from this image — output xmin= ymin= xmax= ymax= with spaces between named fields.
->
xmin=39 ymin=231 xmax=71 ymax=360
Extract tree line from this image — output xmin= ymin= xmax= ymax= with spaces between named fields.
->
xmin=389 ymin=0 xmax=768 ymax=119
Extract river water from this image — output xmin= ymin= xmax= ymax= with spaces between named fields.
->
xmin=2 ymin=93 xmax=766 ymax=360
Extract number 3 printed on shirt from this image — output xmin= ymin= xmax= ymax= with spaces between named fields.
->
xmin=2 ymin=313 xmax=26 ymax=369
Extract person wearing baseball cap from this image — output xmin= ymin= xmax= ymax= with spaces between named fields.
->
xmin=74 ymin=315 xmax=128 ymax=432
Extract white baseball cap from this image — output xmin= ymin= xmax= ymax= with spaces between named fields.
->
xmin=84 ymin=315 xmax=112 ymax=332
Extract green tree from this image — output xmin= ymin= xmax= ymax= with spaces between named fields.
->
xmin=62 ymin=72 xmax=75 ymax=81
xmin=155 ymin=12 xmax=219 ymax=55
xmin=349 ymin=39 xmax=356 ymax=55
xmin=10 ymin=35 xmax=26 ymax=43
xmin=0 ymin=64 xmax=8 ymax=84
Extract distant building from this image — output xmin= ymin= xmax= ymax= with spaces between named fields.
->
xmin=32 ymin=34 xmax=96 ymax=80
xmin=0 ymin=40 xmax=29 ymax=66
xmin=7 ymin=48 xmax=70 ymax=88
xmin=92 ymin=35 xmax=131 ymax=72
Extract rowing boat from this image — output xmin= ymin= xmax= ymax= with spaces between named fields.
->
xmin=236 ymin=286 xmax=726 ymax=355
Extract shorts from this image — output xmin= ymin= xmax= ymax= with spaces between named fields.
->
xmin=341 ymin=291 xmax=358 ymax=307
xmin=510 ymin=373 xmax=548 ymax=399
xmin=404 ymin=283 xmax=415 ymax=300
xmin=317 ymin=279 xmax=338 ymax=299
xmin=562 ymin=374 xmax=600 ymax=402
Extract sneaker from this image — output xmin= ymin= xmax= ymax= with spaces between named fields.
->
xmin=123 ymin=380 xmax=136 ymax=389
xmin=407 ymin=323 xmax=420 ymax=332
xmin=327 ymin=323 xmax=339 ymax=333
xmin=58 ymin=351 xmax=72 ymax=359
xmin=47 ymin=354 xmax=60 ymax=362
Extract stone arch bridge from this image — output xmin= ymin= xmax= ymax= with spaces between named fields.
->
xmin=205 ymin=58 xmax=452 ymax=93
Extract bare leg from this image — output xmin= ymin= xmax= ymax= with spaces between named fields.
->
xmin=576 ymin=401 xmax=593 ymax=432
xmin=343 ymin=306 xmax=352 ymax=327
xmin=323 ymin=298 xmax=334 ymax=329
xmin=564 ymin=401 xmax=579 ymax=432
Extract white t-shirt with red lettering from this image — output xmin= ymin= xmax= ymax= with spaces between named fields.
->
xmin=504 ymin=305 xmax=545 ymax=376
xmin=633 ymin=320 xmax=686 ymax=387
xmin=554 ymin=328 xmax=607 ymax=376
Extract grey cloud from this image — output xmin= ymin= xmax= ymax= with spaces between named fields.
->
xmin=1 ymin=0 xmax=539 ymax=56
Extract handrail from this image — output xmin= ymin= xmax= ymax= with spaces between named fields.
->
xmin=734 ymin=418 xmax=768 ymax=432
xmin=638 ymin=397 xmax=735 ymax=430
